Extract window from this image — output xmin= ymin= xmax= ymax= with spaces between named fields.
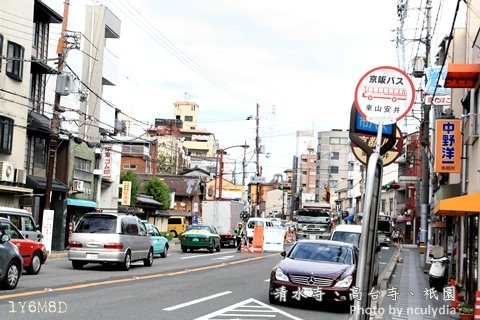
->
xmin=123 ymin=164 xmax=137 ymax=170
xmin=0 ymin=116 xmax=14 ymax=154
xmin=331 ymin=152 xmax=339 ymax=160
xmin=22 ymin=216 xmax=37 ymax=232
xmin=74 ymin=157 xmax=91 ymax=171
xmin=6 ymin=41 xmax=24 ymax=81
xmin=33 ymin=137 xmax=47 ymax=165
xmin=329 ymin=137 xmax=349 ymax=145
xmin=329 ymin=166 xmax=339 ymax=174
xmin=184 ymin=115 xmax=193 ymax=122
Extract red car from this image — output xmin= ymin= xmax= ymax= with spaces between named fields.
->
xmin=0 ymin=218 xmax=47 ymax=275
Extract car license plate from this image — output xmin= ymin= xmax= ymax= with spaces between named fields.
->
xmin=86 ymin=253 xmax=98 ymax=260
xmin=309 ymin=235 xmax=316 ymax=240
xmin=193 ymin=238 xmax=199 ymax=242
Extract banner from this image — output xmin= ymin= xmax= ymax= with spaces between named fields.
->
xmin=435 ymin=119 xmax=461 ymax=173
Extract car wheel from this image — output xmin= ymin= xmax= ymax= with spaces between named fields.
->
xmin=72 ymin=261 xmax=84 ymax=270
xmin=26 ymin=252 xmax=42 ymax=275
xmin=161 ymin=245 xmax=168 ymax=258
xmin=1 ymin=260 xmax=20 ymax=290
xmin=144 ymin=249 xmax=154 ymax=267
xmin=121 ymin=251 xmax=131 ymax=271
xmin=171 ymin=230 xmax=177 ymax=238
xmin=181 ymin=246 xmax=187 ymax=253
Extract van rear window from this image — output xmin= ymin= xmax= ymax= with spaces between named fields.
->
xmin=168 ymin=218 xmax=182 ymax=224
xmin=76 ymin=215 xmax=117 ymax=233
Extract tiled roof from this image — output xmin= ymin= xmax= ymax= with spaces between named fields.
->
xmin=159 ymin=175 xmax=202 ymax=196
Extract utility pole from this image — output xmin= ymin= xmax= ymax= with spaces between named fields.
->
xmin=242 ymin=140 xmax=247 ymax=186
xmin=255 ymin=103 xmax=260 ymax=217
xmin=419 ymin=0 xmax=432 ymax=270
xmin=45 ymin=0 xmax=70 ymax=213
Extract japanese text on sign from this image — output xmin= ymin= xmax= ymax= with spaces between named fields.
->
xmin=355 ymin=66 xmax=414 ymax=124
xmin=435 ymin=119 xmax=461 ymax=173
xmin=121 ymin=181 xmax=132 ymax=206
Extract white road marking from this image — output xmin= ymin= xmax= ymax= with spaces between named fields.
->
xmin=194 ymin=298 xmax=303 ymax=320
xmin=180 ymin=250 xmax=236 ymax=260
xmin=215 ymin=255 xmax=235 ymax=260
xmin=163 ymin=291 xmax=232 ymax=311
xmin=264 ymin=279 xmax=270 ymax=282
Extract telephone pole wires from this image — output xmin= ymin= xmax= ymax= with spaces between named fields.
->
xmin=419 ymin=0 xmax=432 ymax=270
xmin=45 ymin=0 xmax=70 ymax=211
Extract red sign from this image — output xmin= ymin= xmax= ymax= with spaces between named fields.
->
xmin=355 ymin=66 xmax=415 ymax=125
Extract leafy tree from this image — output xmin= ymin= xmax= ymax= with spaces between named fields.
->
xmin=145 ymin=177 xmax=171 ymax=210
xmin=120 ymin=171 xmax=140 ymax=207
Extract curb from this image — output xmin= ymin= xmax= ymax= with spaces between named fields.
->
xmin=373 ymin=247 xmax=401 ymax=319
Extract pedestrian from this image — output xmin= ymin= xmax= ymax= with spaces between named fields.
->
xmin=391 ymin=229 xmax=399 ymax=245
xmin=234 ymin=222 xmax=245 ymax=251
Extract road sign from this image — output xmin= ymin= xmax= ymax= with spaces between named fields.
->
xmin=354 ymin=66 xmax=415 ymax=125
xmin=425 ymin=66 xmax=451 ymax=95
xmin=355 ymin=112 xmax=394 ymax=136
xmin=351 ymin=126 xmax=403 ymax=167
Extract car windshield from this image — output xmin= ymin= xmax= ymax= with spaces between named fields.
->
xmin=186 ymin=225 xmax=211 ymax=233
xmin=289 ymin=242 xmax=353 ymax=264
xmin=75 ymin=215 xmax=117 ymax=233
xmin=331 ymin=231 xmax=361 ymax=248
xmin=297 ymin=216 xmax=328 ymax=223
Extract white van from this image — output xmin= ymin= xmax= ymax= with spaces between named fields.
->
xmin=330 ymin=224 xmax=380 ymax=285
xmin=0 ymin=207 xmax=43 ymax=241
xmin=246 ymin=218 xmax=274 ymax=243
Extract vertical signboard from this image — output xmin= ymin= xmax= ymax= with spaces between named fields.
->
xmin=41 ymin=209 xmax=54 ymax=253
xmin=121 ymin=181 xmax=132 ymax=206
xmin=103 ymin=147 xmax=112 ymax=179
xmin=435 ymin=119 xmax=461 ymax=173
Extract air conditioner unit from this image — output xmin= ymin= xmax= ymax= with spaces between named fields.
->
xmin=14 ymin=169 xmax=26 ymax=184
xmin=72 ymin=180 xmax=85 ymax=192
xmin=84 ymin=188 xmax=91 ymax=195
xmin=0 ymin=161 xmax=15 ymax=182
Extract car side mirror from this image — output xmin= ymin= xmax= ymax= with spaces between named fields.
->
xmin=281 ymin=251 xmax=287 ymax=258
xmin=1 ymin=234 xmax=11 ymax=243
xmin=375 ymin=245 xmax=381 ymax=253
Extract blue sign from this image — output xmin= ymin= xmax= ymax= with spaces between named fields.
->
xmin=425 ymin=66 xmax=451 ymax=95
xmin=355 ymin=113 xmax=394 ymax=135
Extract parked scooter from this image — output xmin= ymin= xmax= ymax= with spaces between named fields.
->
xmin=428 ymin=245 xmax=450 ymax=291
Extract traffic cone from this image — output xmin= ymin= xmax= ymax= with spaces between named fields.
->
xmin=240 ymin=239 xmax=245 ymax=253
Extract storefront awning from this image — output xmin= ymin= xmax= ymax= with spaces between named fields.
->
xmin=26 ymin=176 xmax=68 ymax=192
xmin=67 ymin=198 xmax=97 ymax=208
xmin=433 ymin=193 xmax=480 ymax=216
xmin=444 ymin=64 xmax=480 ymax=88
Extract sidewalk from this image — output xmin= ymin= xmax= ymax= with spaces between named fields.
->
xmin=375 ymin=245 xmax=457 ymax=320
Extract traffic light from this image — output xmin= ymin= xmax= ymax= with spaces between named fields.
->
xmin=383 ymin=181 xmax=399 ymax=190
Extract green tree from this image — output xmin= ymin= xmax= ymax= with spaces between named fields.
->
xmin=145 ymin=177 xmax=171 ymax=210
xmin=120 ymin=171 xmax=140 ymax=207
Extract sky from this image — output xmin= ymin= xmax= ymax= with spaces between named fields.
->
xmin=43 ymin=0 xmax=462 ymax=181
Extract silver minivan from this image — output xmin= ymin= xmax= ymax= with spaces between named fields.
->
xmin=0 ymin=207 xmax=43 ymax=241
xmin=68 ymin=212 xmax=153 ymax=271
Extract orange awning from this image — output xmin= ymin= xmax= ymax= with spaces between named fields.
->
xmin=444 ymin=64 xmax=480 ymax=88
xmin=433 ymin=192 xmax=480 ymax=216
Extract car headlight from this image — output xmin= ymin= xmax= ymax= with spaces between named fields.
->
xmin=275 ymin=268 xmax=289 ymax=281
xmin=302 ymin=226 xmax=307 ymax=231
xmin=334 ymin=275 xmax=353 ymax=288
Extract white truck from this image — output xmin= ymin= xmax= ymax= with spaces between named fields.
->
xmin=201 ymin=200 xmax=245 ymax=247
xmin=294 ymin=201 xmax=332 ymax=240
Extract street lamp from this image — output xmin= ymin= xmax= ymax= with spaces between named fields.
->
xmin=217 ymin=144 xmax=249 ymax=200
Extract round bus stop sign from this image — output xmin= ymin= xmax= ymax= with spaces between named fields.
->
xmin=354 ymin=66 xmax=415 ymax=125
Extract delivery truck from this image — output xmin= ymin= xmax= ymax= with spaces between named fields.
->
xmin=201 ymin=200 xmax=245 ymax=247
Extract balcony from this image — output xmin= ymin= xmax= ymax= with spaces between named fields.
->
xmin=102 ymin=48 xmax=118 ymax=86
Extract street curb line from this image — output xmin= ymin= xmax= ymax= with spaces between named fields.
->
xmin=373 ymin=247 xmax=401 ymax=319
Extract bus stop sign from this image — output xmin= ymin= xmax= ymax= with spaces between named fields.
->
xmin=354 ymin=66 xmax=415 ymax=125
